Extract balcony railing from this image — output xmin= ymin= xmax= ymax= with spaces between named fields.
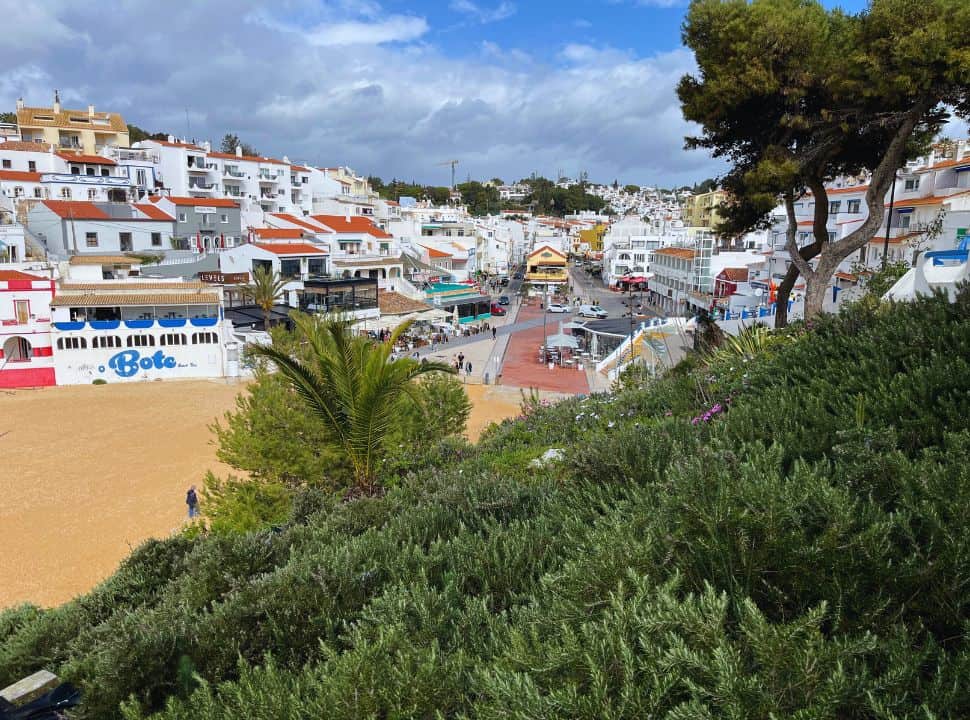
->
xmin=224 ymin=169 xmax=245 ymax=178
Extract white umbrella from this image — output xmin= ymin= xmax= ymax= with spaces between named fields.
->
xmin=545 ymin=333 xmax=579 ymax=349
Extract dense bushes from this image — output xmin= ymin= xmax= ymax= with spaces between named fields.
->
xmin=3 ymin=290 xmax=970 ymax=718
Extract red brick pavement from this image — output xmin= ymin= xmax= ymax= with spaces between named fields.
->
xmin=499 ymin=300 xmax=590 ymax=394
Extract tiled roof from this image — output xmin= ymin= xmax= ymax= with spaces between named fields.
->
xmin=0 ymin=270 xmax=45 ymax=281
xmin=0 ymin=141 xmax=54 ymax=152
xmin=0 ymin=170 xmax=42 ymax=182
xmin=528 ymin=245 xmax=567 ymax=259
xmin=253 ymin=228 xmax=306 ymax=239
xmin=56 ymin=152 xmax=116 ymax=165
xmin=420 ymin=245 xmax=452 ymax=259
xmin=133 ymin=203 xmax=174 ymax=221
xmin=68 ymin=254 xmax=139 ymax=265
xmin=290 ymin=165 xmax=311 ymax=173
xmin=152 ymin=196 xmax=239 ymax=208
xmin=42 ymin=200 xmax=110 ymax=219
xmin=156 ymin=140 xmax=205 ymax=150
xmin=378 ymin=291 xmax=432 ymax=315
xmin=269 ymin=213 xmax=332 ymax=233
xmin=827 ymin=185 xmax=869 ymax=195
xmin=254 ymin=242 xmax=327 ymax=255
xmin=655 ymin=247 xmax=696 ymax=259
xmin=333 ymin=256 xmax=404 ymax=268
xmin=835 ymin=272 xmax=858 ymax=282
xmin=50 ymin=292 xmax=220 ymax=307
xmin=311 ymin=214 xmax=393 ymax=238
xmin=59 ymin=281 xmax=207 ymax=290
xmin=718 ymin=267 xmax=750 ymax=282
xmin=17 ymin=105 xmax=127 ymax=133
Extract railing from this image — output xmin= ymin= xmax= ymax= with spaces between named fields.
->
xmin=224 ymin=169 xmax=245 ymax=178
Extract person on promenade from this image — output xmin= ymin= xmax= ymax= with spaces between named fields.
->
xmin=186 ymin=485 xmax=199 ymax=519
xmin=492 ymin=327 xmax=497 ymax=340
xmin=465 ymin=361 xmax=473 ymax=379
xmin=458 ymin=352 xmax=465 ymax=369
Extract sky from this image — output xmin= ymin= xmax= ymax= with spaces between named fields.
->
xmin=0 ymin=0 xmax=908 ymax=189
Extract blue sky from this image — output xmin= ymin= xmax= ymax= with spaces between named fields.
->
xmin=0 ymin=0 xmax=933 ymax=188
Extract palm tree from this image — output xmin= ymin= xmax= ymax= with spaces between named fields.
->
xmin=242 ymin=266 xmax=287 ymax=330
xmin=249 ymin=312 xmax=454 ymax=492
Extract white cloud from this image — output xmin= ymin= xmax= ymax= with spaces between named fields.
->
xmin=449 ymin=0 xmax=517 ymax=24
xmin=0 ymin=2 xmax=722 ymax=186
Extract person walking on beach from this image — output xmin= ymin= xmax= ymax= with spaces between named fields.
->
xmin=186 ymin=485 xmax=199 ymax=519
xmin=492 ymin=327 xmax=497 ymax=340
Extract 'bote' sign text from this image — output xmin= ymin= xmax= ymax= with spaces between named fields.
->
xmin=103 ymin=350 xmax=177 ymax=377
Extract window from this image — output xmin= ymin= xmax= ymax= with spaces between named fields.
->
xmin=828 ymin=231 xmax=836 ymax=242
xmin=61 ymin=188 xmax=72 ymax=199
xmin=101 ymin=169 xmax=109 ymax=177
xmin=160 ymin=333 xmax=186 ymax=346
xmin=280 ymin=258 xmax=301 ymax=278
xmin=33 ymin=188 xmax=42 ymax=198
xmin=57 ymin=337 xmax=87 ymax=350
xmin=13 ymin=187 xmax=23 ymax=198
xmin=829 ymin=201 xmax=841 ymax=214
xmin=127 ymin=335 xmax=155 ymax=347
xmin=904 ymin=177 xmax=920 ymax=191
xmin=178 ymin=213 xmax=187 ymax=223
xmin=151 ymin=232 xmax=162 ymax=247
xmin=307 ymin=257 xmax=326 ymax=276
xmin=119 ymin=232 xmax=132 ymax=251
xmin=1 ymin=159 xmax=9 ymax=169
xmin=28 ymin=161 xmax=36 ymax=172
xmin=92 ymin=336 xmax=121 ymax=349
xmin=85 ymin=232 xmax=98 ymax=247
xmin=898 ymin=214 xmax=911 ymax=229
xmin=220 ymin=213 xmax=228 ymax=224
xmin=71 ymin=167 xmax=80 ymax=175
xmin=847 ymin=199 xmax=861 ymax=214
xmin=136 ymin=169 xmax=147 ymax=186
xmin=86 ymin=167 xmax=95 ymax=176
xmin=87 ymin=189 xmax=97 ymax=200
xmin=192 ymin=332 xmax=218 ymax=344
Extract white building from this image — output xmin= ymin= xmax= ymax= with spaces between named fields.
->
xmin=26 ymin=200 xmax=175 ymax=257
xmin=0 ymin=268 xmax=56 ymax=388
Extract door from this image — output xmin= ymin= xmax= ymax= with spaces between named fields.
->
xmin=14 ymin=300 xmax=29 ymax=325
xmin=120 ymin=233 xmax=133 ymax=251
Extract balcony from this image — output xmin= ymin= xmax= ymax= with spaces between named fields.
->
xmin=224 ymin=168 xmax=245 ymax=178
xmin=110 ymin=148 xmax=159 ymax=163
xmin=189 ymin=182 xmax=215 ymax=192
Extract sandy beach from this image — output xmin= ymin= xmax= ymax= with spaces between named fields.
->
xmin=0 ymin=379 xmax=536 ymax=609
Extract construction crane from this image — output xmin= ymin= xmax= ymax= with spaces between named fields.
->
xmin=436 ymin=159 xmax=460 ymax=190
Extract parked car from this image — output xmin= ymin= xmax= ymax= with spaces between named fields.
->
xmin=513 ymin=272 xmax=523 ymax=280
xmin=578 ymin=304 xmax=608 ymax=319
xmin=500 ymin=277 xmax=510 ymax=286
xmin=498 ymin=295 xmax=511 ymax=305
xmin=546 ymin=303 xmax=571 ymax=313
xmin=490 ymin=304 xmax=507 ymax=316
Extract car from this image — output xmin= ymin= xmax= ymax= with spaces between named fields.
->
xmin=512 ymin=272 xmax=523 ymax=280
xmin=500 ymin=277 xmax=510 ymax=286
xmin=578 ymin=304 xmax=608 ymax=319
xmin=498 ymin=295 xmax=511 ymax=305
xmin=490 ymin=304 xmax=507 ymax=316
xmin=546 ymin=303 xmax=571 ymax=313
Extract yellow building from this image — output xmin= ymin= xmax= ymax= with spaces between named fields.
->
xmin=684 ymin=189 xmax=728 ymax=229
xmin=15 ymin=94 xmax=129 ymax=155
xmin=578 ymin=223 xmax=608 ymax=253
xmin=525 ymin=245 xmax=567 ymax=285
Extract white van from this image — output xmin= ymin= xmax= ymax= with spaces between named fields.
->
xmin=579 ymin=304 xmax=608 ymax=319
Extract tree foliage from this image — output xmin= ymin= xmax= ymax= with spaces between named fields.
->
xmin=521 ymin=176 xmax=607 ymax=216
xmin=127 ymin=124 xmax=168 ymax=143
xmin=679 ymin=0 xmax=970 ymax=325
xmin=241 ymin=266 xmax=286 ymax=330
xmin=0 ymin=111 xmax=17 ymax=124
xmin=219 ymin=133 xmax=257 ymax=156
xmin=6 ymin=291 xmax=970 ymax=718
xmin=456 ymin=180 xmax=500 ymax=216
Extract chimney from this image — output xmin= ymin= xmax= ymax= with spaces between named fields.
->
xmin=88 ymin=104 xmax=95 ymax=117
xmin=53 ymin=90 xmax=61 ymax=114
xmin=167 ymin=134 xmax=175 ymax=143
xmin=235 ymin=145 xmax=243 ymax=158
xmin=345 ymin=208 xmax=351 ymax=223
xmin=16 ymin=98 xmax=24 ymax=111
xmin=283 ymin=155 xmax=289 ymax=164
xmin=202 ymin=140 xmax=211 ymax=152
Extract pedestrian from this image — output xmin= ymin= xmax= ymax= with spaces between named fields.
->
xmin=492 ymin=327 xmax=497 ymax=340
xmin=465 ymin=361 xmax=472 ymax=377
xmin=458 ymin=352 xmax=465 ymax=368
xmin=186 ymin=485 xmax=199 ymax=519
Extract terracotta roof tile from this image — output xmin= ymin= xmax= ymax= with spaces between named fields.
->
xmin=311 ymin=214 xmax=393 ymax=239
xmin=718 ymin=267 xmax=750 ymax=282
xmin=133 ymin=203 xmax=174 ymax=221
xmin=152 ymin=196 xmax=239 ymax=208
xmin=56 ymin=152 xmax=116 ymax=165
xmin=207 ymin=152 xmax=286 ymax=165
xmin=420 ymin=245 xmax=452 ymax=259
xmin=17 ymin=105 xmax=127 ymax=133
xmin=68 ymin=254 xmax=139 ymax=265
xmin=378 ymin=291 xmax=432 ymax=315
xmin=0 ymin=141 xmax=54 ymax=152
xmin=269 ymin=213 xmax=332 ymax=233
xmin=59 ymin=281 xmax=207 ymax=291
xmin=0 ymin=170 xmax=42 ymax=182
xmin=50 ymin=292 xmax=219 ymax=307
xmin=655 ymin=247 xmax=696 ymax=259
xmin=42 ymin=200 xmax=110 ymax=219
xmin=254 ymin=242 xmax=327 ymax=255
xmin=253 ymin=227 xmax=306 ymax=239
xmin=0 ymin=270 xmax=45 ymax=281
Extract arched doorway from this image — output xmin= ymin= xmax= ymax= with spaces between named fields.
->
xmin=2 ymin=336 xmax=32 ymax=362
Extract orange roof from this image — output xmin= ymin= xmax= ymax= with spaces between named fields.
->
xmin=311 ymin=214 xmax=393 ymax=239
xmin=869 ymin=231 xmax=921 ymax=244
xmin=0 ymin=170 xmax=42 ymax=182
xmin=655 ymin=247 xmax=696 ymax=259
xmin=528 ymin=245 xmax=567 ymax=259
xmin=0 ymin=270 xmax=44 ymax=281
xmin=56 ymin=152 xmax=116 ymax=165
xmin=270 ymin=213 xmax=332 ymax=233
xmin=420 ymin=245 xmax=452 ymax=259
xmin=156 ymin=140 xmax=205 ymax=150
xmin=207 ymin=151 xmax=285 ymax=165
xmin=718 ymin=267 xmax=750 ymax=282
xmin=0 ymin=141 xmax=53 ymax=152
xmin=887 ymin=196 xmax=943 ymax=208
xmin=835 ymin=272 xmax=858 ymax=282
xmin=290 ymin=165 xmax=310 ymax=173
xmin=254 ymin=242 xmax=326 ymax=255
xmin=41 ymin=200 xmax=110 ymax=219
xmin=153 ymin=196 xmax=239 ymax=208
xmin=828 ymin=185 xmax=869 ymax=195
xmin=796 ymin=220 xmax=815 ymax=226
xmin=133 ymin=203 xmax=174 ymax=221
xmin=253 ymin=228 xmax=306 ymax=239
